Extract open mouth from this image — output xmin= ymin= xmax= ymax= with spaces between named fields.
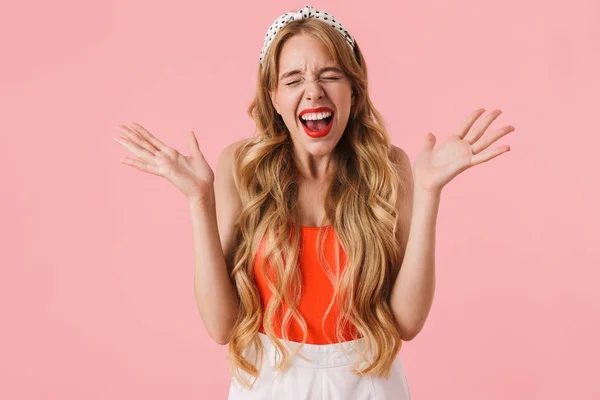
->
xmin=299 ymin=114 xmax=334 ymax=132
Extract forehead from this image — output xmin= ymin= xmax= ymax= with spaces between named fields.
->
xmin=278 ymin=33 xmax=336 ymax=72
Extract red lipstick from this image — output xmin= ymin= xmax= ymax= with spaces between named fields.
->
xmin=299 ymin=107 xmax=334 ymax=138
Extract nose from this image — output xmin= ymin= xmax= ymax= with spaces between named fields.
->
xmin=304 ymin=79 xmax=324 ymax=101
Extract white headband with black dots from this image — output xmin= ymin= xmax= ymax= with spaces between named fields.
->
xmin=259 ymin=4 xmax=356 ymax=65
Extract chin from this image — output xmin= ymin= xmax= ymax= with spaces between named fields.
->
xmin=304 ymin=133 xmax=342 ymax=153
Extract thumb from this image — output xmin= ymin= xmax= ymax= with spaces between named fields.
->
xmin=188 ymin=130 xmax=201 ymax=156
xmin=422 ymin=132 xmax=436 ymax=151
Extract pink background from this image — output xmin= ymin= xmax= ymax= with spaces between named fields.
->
xmin=2 ymin=0 xmax=599 ymax=398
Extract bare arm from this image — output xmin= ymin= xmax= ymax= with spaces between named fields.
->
xmin=191 ymin=140 xmax=245 ymax=345
xmin=113 ymin=123 xmax=243 ymax=345
xmin=389 ymin=145 xmax=438 ymax=341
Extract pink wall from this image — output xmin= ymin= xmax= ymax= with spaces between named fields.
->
xmin=2 ymin=0 xmax=599 ymax=398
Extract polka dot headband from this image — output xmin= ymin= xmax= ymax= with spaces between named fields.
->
xmin=259 ymin=4 xmax=356 ymax=64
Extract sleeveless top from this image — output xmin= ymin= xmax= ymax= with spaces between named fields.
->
xmin=254 ymin=224 xmax=359 ymax=344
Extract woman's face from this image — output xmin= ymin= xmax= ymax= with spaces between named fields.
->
xmin=270 ymin=32 xmax=353 ymax=159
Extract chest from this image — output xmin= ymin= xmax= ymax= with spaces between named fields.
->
xmin=296 ymin=180 xmax=329 ymax=227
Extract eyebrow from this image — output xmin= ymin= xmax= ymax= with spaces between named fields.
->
xmin=279 ymin=67 xmax=344 ymax=81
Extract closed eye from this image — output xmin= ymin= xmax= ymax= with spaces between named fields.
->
xmin=285 ymin=77 xmax=341 ymax=86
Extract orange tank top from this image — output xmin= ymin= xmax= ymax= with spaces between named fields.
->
xmin=254 ymin=224 xmax=359 ymax=344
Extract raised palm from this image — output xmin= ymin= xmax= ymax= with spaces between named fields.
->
xmin=114 ymin=122 xmax=214 ymax=202
xmin=413 ymin=108 xmax=516 ymax=194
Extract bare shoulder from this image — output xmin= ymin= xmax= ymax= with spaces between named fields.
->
xmin=214 ymin=138 xmax=251 ymax=267
xmin=217 ymin=138 xmax=250 ymax=192
xmin=390 ymin=145 xmax=414 ymax=249
xmin=390 ymin=144 xmax=412 ymax=182
xmin=390 ymin=144 xmax=414 ymax=212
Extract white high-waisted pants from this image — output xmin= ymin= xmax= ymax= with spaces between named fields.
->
xmin=228 ymin=333 xmax=411 ymax=399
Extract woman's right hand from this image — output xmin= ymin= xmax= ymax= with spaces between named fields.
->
xmin=114 ymin=122 xmax=214 ymax=203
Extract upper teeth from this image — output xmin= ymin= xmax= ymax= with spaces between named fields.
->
xmin=300 ymin=111 xmax=332 ymax=121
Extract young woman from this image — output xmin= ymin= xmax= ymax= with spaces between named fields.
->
xmin=114 ymin=5 xmax=515 ymax=399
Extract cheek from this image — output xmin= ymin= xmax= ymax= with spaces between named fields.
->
xmin=283 ymin=96 xmax=304 ymax=120
xmin=278 ymin=91 xmax=299 ymax=108
xmin=332 ymin=87 xmax=352 ymax=105
xmin=279 ymin=100 xmax=300 ymax=126
xmin=336 ymin=97 xmax=352 ymax=116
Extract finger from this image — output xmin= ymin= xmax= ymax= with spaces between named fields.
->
xmin=471 ymin=125 xmax=515 ymax=155
xmin=120 ymin=157 xmax=162 ymax=176
xmin=114 ymin=135 xmax=156 ymax=161
xmin=457 ymin=108 xmax=487 ymax=139
xmin=470 ymin=145 xmax=511 ymax=166
xmin=422 ymin=132 xmax=436 ymax=151
xmin=129 ymin=122 xmax=168 ymax=151
xmin=117 ymin=125 xmax=158 ymax=156
xmin=187 ymin=130 xmax=203 ymax=158
xmin=464 ymin=109 xmax=502 ymax=145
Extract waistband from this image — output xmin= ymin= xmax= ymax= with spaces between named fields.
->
xmin=257 ymin=332 xmax=372 ymax=369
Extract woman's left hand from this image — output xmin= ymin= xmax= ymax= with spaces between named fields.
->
xmin=412 ymin=108 xmax=516 ymax=195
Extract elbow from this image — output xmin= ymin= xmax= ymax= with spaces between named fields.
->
xmin=400 ymin=321 xmax=426 ymax=341
xmin=211 ymin=334 xmax=230 ymax=346
xmin=207 ymin=326 xmax=233 ymax=346
xmin=400 ymin=329 xmax=418 ymax=342
xmin=392 ymin=305 xmax=427 ymax=342
xmin=208 ymin=331 xmax=230 ymax=345
xmin=194 ymin=300 xmax=236 ymax=346
xmin=394 ymin=314 xmax=422 ymax=342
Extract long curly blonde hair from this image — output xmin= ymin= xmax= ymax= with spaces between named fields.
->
xmin=226 ymin=17 xmax=409 ymax=389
